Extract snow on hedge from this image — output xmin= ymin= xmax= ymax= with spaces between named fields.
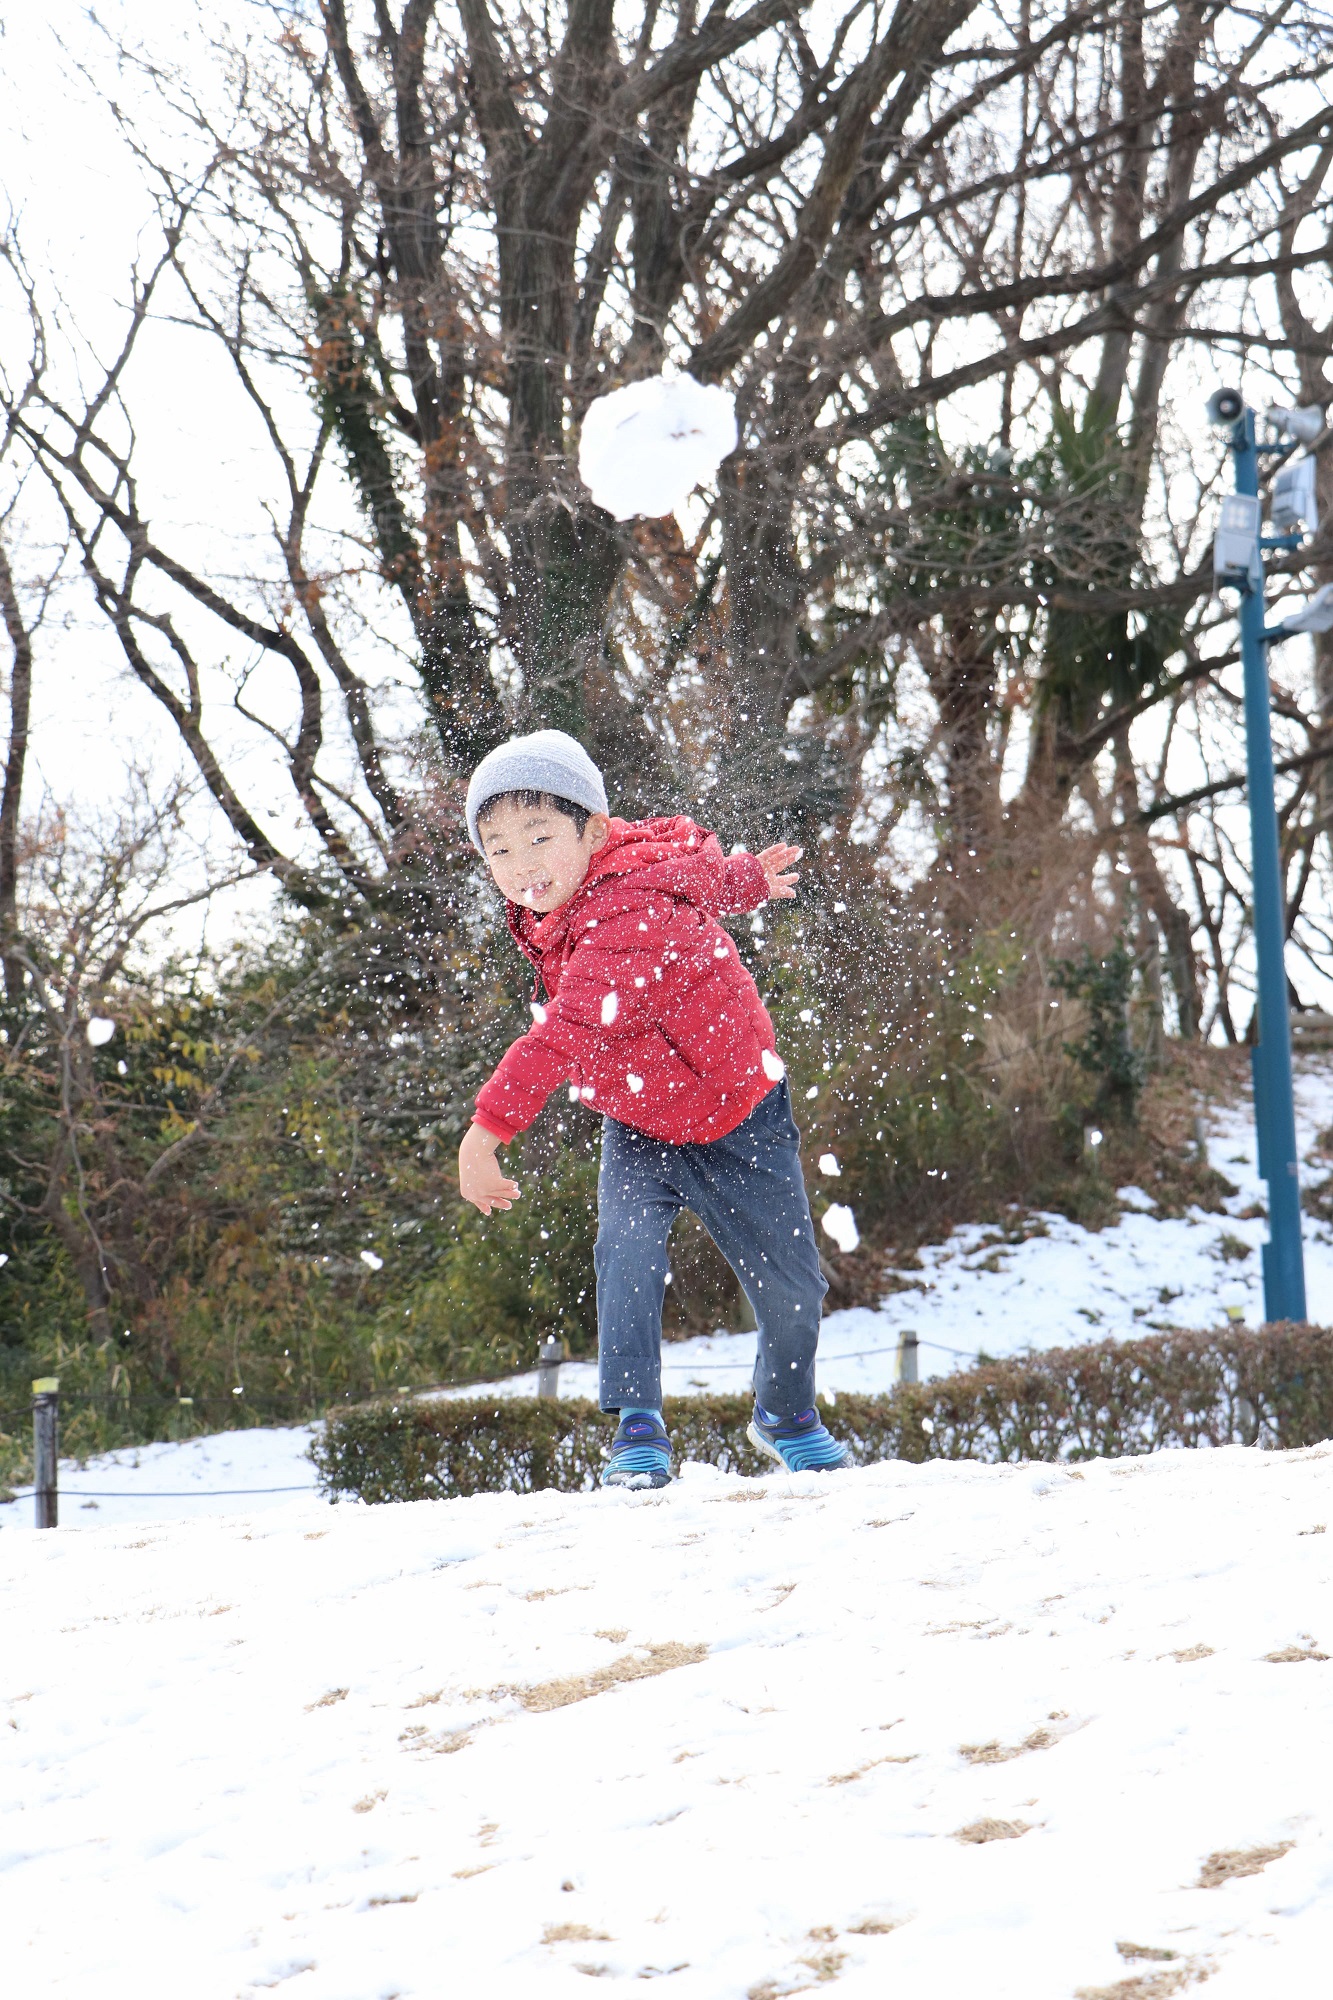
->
xmin=4 ymin=1447 xmax=1331 ymax=1996
xmin=578 ymin=373 xmax=737 ymax=519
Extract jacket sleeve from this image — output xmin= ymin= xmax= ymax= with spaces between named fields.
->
xmin=473 ymin=1008 xmax=593 ymax=1142
xmin=651 ymin=825 xmax=769 ymax=915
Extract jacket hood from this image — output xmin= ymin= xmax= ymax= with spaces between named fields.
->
xmin=505 ymin=816 xmax=708 ymax=965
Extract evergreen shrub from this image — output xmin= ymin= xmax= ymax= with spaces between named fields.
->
xmin=310 ymin=1321 xmax=1333 ymax=1504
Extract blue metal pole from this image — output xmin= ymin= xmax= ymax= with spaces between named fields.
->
xmin=1230 ymin=407 xmax=1307 ymax=1322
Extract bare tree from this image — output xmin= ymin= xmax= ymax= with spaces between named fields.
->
xmin=3 ymin=1 xmax=1333 ymax=1030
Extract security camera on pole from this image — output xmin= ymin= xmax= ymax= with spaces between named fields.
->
xmin=1207 ymin=386 xmax=1328 ymax=1323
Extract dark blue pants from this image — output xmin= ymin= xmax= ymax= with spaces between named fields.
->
xmin=595 ymin=1080 xmax=827 ymax=1418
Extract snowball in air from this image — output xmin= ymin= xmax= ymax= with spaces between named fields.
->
xmin=821 ymin=1204 xmax=859 ymax=1254
xmin=600 ymin=992 xmax=619 ymax=1026
xmin=578 ymin=373 xmax=738 ymax=520
xmin=359 ymin=1250 xmax=384 ymax=1271
xmin=818 ymin=1153 xmax=840 ymax=1177
xmin=87 ymin=1017 xmax=116 ymax=1046
xmin=761 ymin=1050 xmax=786 ymax=1082
xmin=627 ymin=1073 xmax=645 ymax=1093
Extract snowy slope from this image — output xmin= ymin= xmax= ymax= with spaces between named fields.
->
xmin=4 ymin=1449 xmax=1332 ymax=1998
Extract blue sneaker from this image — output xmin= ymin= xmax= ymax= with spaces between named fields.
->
xmin=748 ymin=1404 xmax=849 ymax=1473
xmin=601 ymin=1409 xmax=673 ymax=1490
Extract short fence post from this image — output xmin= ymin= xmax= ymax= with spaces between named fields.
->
xmin=32 ymin=1377 xmax=59 ymax=1530
xmin=536 ymin=1335 xmax=562 ymax=1400
xmin=897 ymin=1332 xmax=919 ymax=1385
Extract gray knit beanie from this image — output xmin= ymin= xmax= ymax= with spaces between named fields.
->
xmin=465 ymin=729 xmax=609 ymax=851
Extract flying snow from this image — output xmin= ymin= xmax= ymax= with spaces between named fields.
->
xmin=761 ymin=1050 xmax=786 ymax=1081
xmin=627 ymin=1073 xmax=645 ymax=1093
xmin=601 ymin=992 xmax=619 ymax=1025
xmin=359 ymin=1250 xmax=384 ymax=1271
xmin=818 ymin=1153 xmax=841 ymax=1177
xmin=821 ymin=1204 xmax=860 ymax=1253
xmin=86 ymin=1017 xmax=116 ymax=1046
xmin=577 ymin=373 xmax=738 ymax=520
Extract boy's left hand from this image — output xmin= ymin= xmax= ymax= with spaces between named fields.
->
xmin=757 ymin=843 xmax=802 ymax=901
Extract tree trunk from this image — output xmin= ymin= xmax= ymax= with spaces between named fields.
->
xmin=0 ymin=537 xmax=32 ymax=1000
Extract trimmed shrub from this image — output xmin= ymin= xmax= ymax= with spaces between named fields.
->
xmin=310 ymin=1321 xmax=1333 ymax=1504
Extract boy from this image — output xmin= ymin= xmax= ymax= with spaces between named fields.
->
xmin=458 ymin=728 xmax=848 ymax=1489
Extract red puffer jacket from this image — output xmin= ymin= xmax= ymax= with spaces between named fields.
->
xmin=473 ymin=816 xmax=783 ymax=1146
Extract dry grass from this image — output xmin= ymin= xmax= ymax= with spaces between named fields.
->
xmin=1166 ymin=1645 xmax=1214 ymax=1663
xmin=959 ymin=1727 xmax=1054 ymax=1765
xmin=305 ymin=1687 xmax=348 ymax=1710
xmin=846 ymin=1917 xmax=903 ymax=1936
xmin=543 ymin=1923 xmax=612 ymax=1943
xmin=827 ymin=1754 xmax=916 ymax=1785
xmin=1263 ymin=1644 xmax=1329 ymax=1662
xmin=1117 ymin=1944 xmax=1178 ymax=1962
xmin=595 ymin=1627 xmax=628 ymax=1643
xmin=1196 ymin=1841 xmax=1293 ymax=1888
xmin=1074 ymin=1968 xmax=1201 ymax=1999
xmin=953 ymin=1817 xmax=1030 ymax=1844
xmin=419 ymin=1728 xmax=472 ymax=1755
xmin=351 ymin=1790 xmax=385 ymax=1814
xmin=798 ymin=1947 xmax=847 ymax=1982
xmin=507 ymin=1640 xmax=707 ymax=1712
xmin=368 ymin=1892 xmax=418 ymax=1907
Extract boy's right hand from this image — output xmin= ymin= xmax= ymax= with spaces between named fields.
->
xmin=459 ymin=1122 xmax=521 ymax=1215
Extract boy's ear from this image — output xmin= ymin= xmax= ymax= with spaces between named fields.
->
xmin=586 ymin=812 xmax=611 ymax=852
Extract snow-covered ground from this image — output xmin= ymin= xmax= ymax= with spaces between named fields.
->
xmin=4 ymin=1447 xmax=1332 ymax=1998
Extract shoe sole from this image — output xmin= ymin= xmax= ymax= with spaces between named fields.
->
xmin=601 ymin=1467 xmax=671 ymax=1490
xmin=746 ymin=1419 xmax=849 ymax=1473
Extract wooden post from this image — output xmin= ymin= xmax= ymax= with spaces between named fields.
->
xmin=897 ymin=1332 xmax=919 ymax=1384
xmin=32 ymin=1377 xmax=59 ymax=1530
xmin=536 ymin=1335 xmax=562 ymax=1400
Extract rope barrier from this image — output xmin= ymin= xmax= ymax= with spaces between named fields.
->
xmin=652 ymin=1335 xmax=978 ymax=1370
xmin=4 ymin=1483 xmax=316 ymax=1501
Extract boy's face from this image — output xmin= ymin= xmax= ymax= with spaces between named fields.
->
xmin=478 ymin=798 xmax=610 ymax=914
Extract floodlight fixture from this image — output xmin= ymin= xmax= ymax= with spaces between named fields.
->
xmin=1213 ymin=492 xmax=1261 ymax=590
xmin=1271 ymin=583 xmax=1333 ymax=638
xmin=1271 ymin=454 xmax=1318 ymax=534
xmin=1267 ymin=404 xmax=1325 ymax=446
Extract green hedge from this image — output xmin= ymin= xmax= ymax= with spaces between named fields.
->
xmin=310 ymin=1322 xmax=1333 ymax=1504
